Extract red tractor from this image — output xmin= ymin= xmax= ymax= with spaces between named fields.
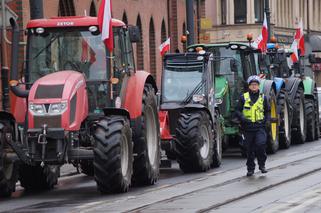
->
xmin=0 ymin=16 xmax=160 ymax=197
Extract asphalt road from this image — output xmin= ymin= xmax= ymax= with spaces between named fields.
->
xmin=1 ymin=140 xmax=321 ymax=213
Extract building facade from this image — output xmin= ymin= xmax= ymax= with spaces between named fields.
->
xmin=202 ymin=0 xmax=321 ymax=44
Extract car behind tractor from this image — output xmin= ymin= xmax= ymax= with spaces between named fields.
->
xmin=0 ymin=16 xmax=160 ymax=197
xmin=159 ymin=52 xmax=222 ymax=172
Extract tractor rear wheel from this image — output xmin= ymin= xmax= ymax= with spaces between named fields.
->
xmin=267 ymin=90 xmax=280 ymax=154
xmin=175 ymin=111 xmax=214 ymax=172
xmin=19 ymin=164 xmax=59 ymax=191
xmin=93 ymin=116 xmax=133 ymax=193
xmin=212 ymin=111 xmax=222 ymax=168
xmin=305 ymin=98 xmax=316 ymax=142
xmin=278 ymin=89 xmax=291 ymax=149
xmin=291 ymin=87 xmax=306 ymax=144
xmin=132 ymin=84 xmax=160 ymax=186
xmin=0 ymin=121 xmax=19 ymax=197
xmin=314 ymin=97 xmax=320 ymax=140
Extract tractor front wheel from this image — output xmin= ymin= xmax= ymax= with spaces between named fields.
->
xmin=305 ymin=98 xmax=316 ymax=142
xmin=175 ymin=111 xmax=214 ymax=172
xmin=278 ymin=89 xmax=291 ymax=149
xmin=267 ymin=90 xmax=279 ymax=154
xmin=93 ymin=116 xmax=133 ymax=193
xmin=291 ymin=87 xmax=306 ymax=144
xmin=212 ymin=111 xmax=222 ymax=168
xmin=132 ymin=84 xmax=160 ymax=186
xmin=0 ymin=121 xmax=19 ymax=197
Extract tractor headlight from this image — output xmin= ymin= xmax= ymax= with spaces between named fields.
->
xmin=193 ymin=94 xmax=204 ymax=103
xmin=48 ymin=101 xmax=68 ymax=115
xmin=29 ymin=103 xmax=46 ymax=115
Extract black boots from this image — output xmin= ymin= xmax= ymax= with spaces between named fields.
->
xmin=247 ymin=170 xmax=254 ymax=176
xmin=260 ymin=167 xmax=268 ymax=173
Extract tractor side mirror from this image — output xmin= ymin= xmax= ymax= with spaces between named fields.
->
xmin=309 ymin=54 xmax=316 ymax=63
xmin=230 ymin=59 xmax=238 ymax=72
xmin=128 ymin=26 xmax=141 ymax=43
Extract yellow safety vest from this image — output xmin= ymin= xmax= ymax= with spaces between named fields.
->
xmin=242 ymin=92 xmax=264 ymax=123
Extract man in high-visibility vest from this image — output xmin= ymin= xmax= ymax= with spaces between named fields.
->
xmin=236 ymin=75 xmax=270 ymax=177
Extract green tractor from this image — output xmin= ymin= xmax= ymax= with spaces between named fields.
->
xmin=188 ymin=43 xmax=279 ymax=154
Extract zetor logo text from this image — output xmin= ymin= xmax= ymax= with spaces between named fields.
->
xmin=57 ymin=22 xmax=74 ymax=26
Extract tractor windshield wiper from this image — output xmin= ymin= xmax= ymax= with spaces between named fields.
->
xmin=181 ymin=79 xmax=205 ymax=105
xmin=32 ymin=34 xmax=61 ymax=60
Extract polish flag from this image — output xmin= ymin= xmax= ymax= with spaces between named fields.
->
xmin=291 ymin=18 xmax=305 ymax=62
xmin=159 ymin=38 xmax=170 ymax=56
xmin=98 ymin=0 xmax=113 ymax=52
xmin=253 ymin=13 xmax=268 ymax=52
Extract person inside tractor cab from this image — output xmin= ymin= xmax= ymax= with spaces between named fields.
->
xmin=235 ymin=75 xmax=270 ymax=177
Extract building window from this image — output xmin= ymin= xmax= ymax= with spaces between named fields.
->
xmin=89 ymin=1 xmax=96 ymax=16
xmin=221 ymin=0 xmax=226 ymax=25
xmin=122 ymin=12 xmax=128 ymax=25
xmin=136 ymin=15 xmax=144 ymax=70
xmin=255 ymin=0 xmax=264 ymax=23
xmin=234 ymin=0 xmax=246 ymax=24
xmin=149 ymin=18 xmax=156 ymax=79
xmin=58 ymin=0 xmax=75 ymax=16
xmin=161 ymin=19 xmax=167 ymax=43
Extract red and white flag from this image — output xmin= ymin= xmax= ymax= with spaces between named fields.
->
xmin=159 ymin=38 xmax=170 ymax=56
xmin=253 ymin=13 xmax=268 ymax=52
xmin=291 ymin=18 xmax=305 ymax=63
xmin=98 ymin=0 xmax=113 ymax=52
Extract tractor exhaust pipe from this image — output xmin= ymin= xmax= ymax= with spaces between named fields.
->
xmin=9 ymin=18 xmax=29 ymax=98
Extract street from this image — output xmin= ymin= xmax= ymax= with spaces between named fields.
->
xmin=1 ymin=141 xmax=321 ymax=213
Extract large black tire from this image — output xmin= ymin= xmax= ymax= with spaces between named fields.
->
xmin=175 ymin=111 xmax=214 ymax=173
xmin=80 ymin=160 xmax=94 ymax=176
xmin=291 ymin=87 xmax=306 ymax=144
xmin=314 ymin=98 xmax=320 ymax=140
xmin=0 ymin=121 xmax=19 ymax=197
xmin=305 ymin=98 xmax=316 ymax=142
xmin=266 ymin=89 xmax=280 ymax=154
xmin=132 ymin=84 xmax=160 ymax=185
xmin=93 ymin=116 xmax=133 ymax=193
xmin=19 ymin=164 xmax=59 ymax=191
xmin=212 ymin=112 xmax=222 ymax=168
xmin=278 ymin=89 xmax=291 ymax=149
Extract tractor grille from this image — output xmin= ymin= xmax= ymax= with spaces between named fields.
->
xmin=35 ymin=84 xmax=64 ymax=99
xmin=34 ymin=115 xmax=61 ymax=128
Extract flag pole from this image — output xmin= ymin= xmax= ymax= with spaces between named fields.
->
xmin=264 ymin=0 xmax=271 ymax=42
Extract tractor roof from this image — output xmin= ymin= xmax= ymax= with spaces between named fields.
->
xmin=188 ymin=42 xmax=255 ymax=51
xmin=164 ymin=52 xmax=211 ymax=66
xmin=27 ymin=16 xmax=125 ymax=29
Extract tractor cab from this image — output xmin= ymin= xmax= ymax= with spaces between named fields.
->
xmin=23 ymin=17 xmax=138 ymax=114
xmin=161 ymin=52 xmax=214 ymax=108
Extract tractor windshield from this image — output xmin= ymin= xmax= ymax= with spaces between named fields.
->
xmin=27 ymin=27 xmax=107 ymax=83
xmin=211 ymin=47 xmax=242 ymax=76
xmin=162 ymin=65 xmax=204 ymax=102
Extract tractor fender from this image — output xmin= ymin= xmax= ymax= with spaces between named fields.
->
xmin=123 ymin=70 xmax=157 ymax=120
xmin=260 ymin=79 xmax=276 ymax=101
xmin=284 ymin=77 xmax=304 ymax=103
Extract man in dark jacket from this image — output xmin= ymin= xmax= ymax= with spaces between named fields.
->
xmin=236 ymin=75 xmax=270 ymax=176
